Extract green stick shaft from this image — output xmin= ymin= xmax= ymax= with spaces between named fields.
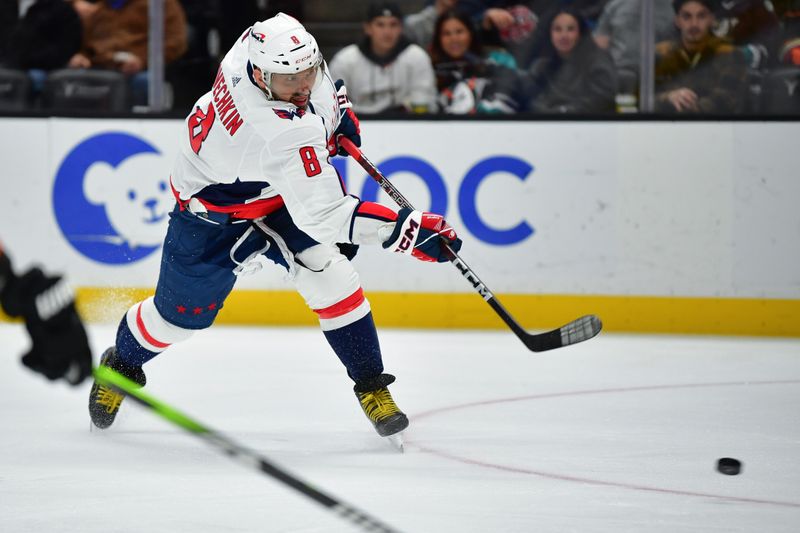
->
xmin=93 ymin=367 xmax=403 ymax=533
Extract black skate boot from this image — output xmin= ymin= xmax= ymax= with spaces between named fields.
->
xmin=88 ymin=347 xmax=146 ymax=429
xmin=354 ymin=374 xmax=409 ymax=437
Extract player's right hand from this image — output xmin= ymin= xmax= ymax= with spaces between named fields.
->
xmin=382 ymin=208 xmax=462 ymax=263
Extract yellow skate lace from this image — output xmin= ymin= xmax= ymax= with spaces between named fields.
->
xmin=95 ymin=385 xmax=124 ymax=414
xmin=358 ymin=388 xmax=401 ymax=423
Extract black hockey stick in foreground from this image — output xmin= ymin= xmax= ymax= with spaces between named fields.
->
xmin=338 ymin=136 xmax=602 ymax=352
xmin=93 ymin=367 xmax=403 ymax=533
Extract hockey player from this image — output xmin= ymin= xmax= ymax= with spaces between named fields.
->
xmin=88 ymin=13 xmax=461 ymax=438
xmin=0 ymin=242 xmax=92 ymax=385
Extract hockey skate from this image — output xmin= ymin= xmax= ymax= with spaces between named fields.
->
xmin=88 ymin=347 xmax=146 ymax=429
xmin=354 ymin=374 xmax=408 ymax=440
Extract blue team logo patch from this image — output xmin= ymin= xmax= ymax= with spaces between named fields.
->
xmin=273 ymin=108 xmax=306 ymax=120
xmin=53 ymin=132 xmax=173 ymax=265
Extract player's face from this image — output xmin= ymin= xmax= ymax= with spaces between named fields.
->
xmin=676 ymin=2 xmax=714 ymax=48
xmin=365 ymin=16 xmax=403 ymax=56
xmin=551 ymin=13 xmax=580 ymax=57
xmin=440 ymin=18 xmax=471 ymax=59
xmin=267 ymin=65 xmax=318 ymax=108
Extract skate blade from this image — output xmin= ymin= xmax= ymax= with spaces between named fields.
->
xmin=387 ymin=432 xmax=404 ymax=453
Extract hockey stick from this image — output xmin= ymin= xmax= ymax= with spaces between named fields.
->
xmin=338 ymin=136 xmax=602 ymax=352
xmin=93 ymin=367 xmax=403 ymax=533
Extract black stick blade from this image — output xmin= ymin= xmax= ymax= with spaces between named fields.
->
xmin=525 ymin=315 xmax=603 ymax=352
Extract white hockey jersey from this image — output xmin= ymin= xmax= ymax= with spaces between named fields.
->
xmin=170 ymin=29 xmax=389 ymax=247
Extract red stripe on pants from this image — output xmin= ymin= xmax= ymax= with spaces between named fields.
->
xmin=313 ymin=288 xmax=365 ymax=319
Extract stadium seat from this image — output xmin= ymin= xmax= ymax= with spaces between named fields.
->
xmin=0 ymin=68 xmax=31 ymax=111
xmin=42 ymin=69 xmax=129 ymax=112
xmin=761 ymin=67 xmax=800 ymax=115
xmin=745 ymin=69 xmax=764 ymax=114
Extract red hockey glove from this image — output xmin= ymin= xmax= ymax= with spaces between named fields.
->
xmin=382 ymin=208 xmax=462 ymax=263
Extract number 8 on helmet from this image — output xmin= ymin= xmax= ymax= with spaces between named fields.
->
xmin=248 ymin=13 xmax=323 ymax=100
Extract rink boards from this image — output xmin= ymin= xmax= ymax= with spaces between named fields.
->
xmin=0 ymin=118 xmax=797 ymax=336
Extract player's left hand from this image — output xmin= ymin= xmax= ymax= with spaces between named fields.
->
xmin=382 ymin=208 xmax=462 ymax=263
xmin=331 ymin=79 xmax=361 ymax=157
xmin=0 ymin=266 xmax=92 ymax=385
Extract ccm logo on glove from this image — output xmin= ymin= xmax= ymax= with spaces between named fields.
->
xmin=383 ymin=208 xmax=462 ymax=263
xmin=395 ymin=218 xmax=419 ymax=252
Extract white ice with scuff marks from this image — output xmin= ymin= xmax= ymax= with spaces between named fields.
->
xmin=1 ymin=324 xmax=799 ymax=532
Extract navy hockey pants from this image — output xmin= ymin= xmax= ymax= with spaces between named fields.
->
xmin=153 ymin=204 xmax=318 ymax=330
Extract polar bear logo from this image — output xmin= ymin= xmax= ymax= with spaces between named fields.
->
xmin=83 ymin=153 xmax=172 ymax=249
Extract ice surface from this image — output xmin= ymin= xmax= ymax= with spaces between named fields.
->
xmin=1 ymin=324 xmax=799 ymax=532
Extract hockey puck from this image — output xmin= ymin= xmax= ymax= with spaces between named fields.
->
xmin=716 ymin=457 xmax=742 ymax=475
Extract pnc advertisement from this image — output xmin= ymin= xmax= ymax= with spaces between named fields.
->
xmin=0 ymin=119 xmax=796 ymax=302
xmin=51 ymin=129 xmax=539 ymax=270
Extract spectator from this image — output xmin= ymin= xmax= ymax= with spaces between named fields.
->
xmin=593 ymin=0 xmax=676 ymax=92
xmin=0 ymin=0 xmax=97 ymax=109
xmin=760 ymin=0 xmax=800 ymax=114
xmin=166 ymin=0 xmax=222 ymax=111
xmin=459 ymin=0 xmax=538 ymax=34
xmin=329 ymin=1 xmax=437 ymax=113
xmin=211 ymin=0 xmax=303 ymax=55
xmin=456 ymin=1 xmax=541 ymax=68
xmin=529 ymin=0 xmax=610 ymax=27
xmin=655 ymin=0 xmax=748 ymax=113
xmin=523 ymin=7 xmax=617 ymax=113
xmin=775 ymin=0 xmax=800 ymax=65
xmin=4 ymin=0 xmax=83 ymax=98
xmin=430 ymin=9 xmax=522 ymax=113
xmin=0 ymin=0 xmax=20 ymax=66
xmin=713 ymin=0 xmax=781 ymax=69
xmin=456 ymin=1 xmax=614 ymax=70
xmin=70 ymin=0 xmax=188 ymax=107
xmin=405 ymin=0 xmax=457 ymax=48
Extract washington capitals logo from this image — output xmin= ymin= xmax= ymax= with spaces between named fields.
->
xmin=273 ymin=108 xmax=306 ymax=120
xmin=251 ymin=30 xmax=265 ymax=43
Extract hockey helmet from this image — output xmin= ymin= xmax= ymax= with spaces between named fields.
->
xmin=248 ymin=13 xmax=321 ymax=97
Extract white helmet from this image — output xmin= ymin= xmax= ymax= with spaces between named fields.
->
xmin=248 ymin=13 xmax=321 ymax=96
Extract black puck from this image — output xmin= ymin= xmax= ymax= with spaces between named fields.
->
xmin=717 ymin=457 xmax=742 ymax=475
